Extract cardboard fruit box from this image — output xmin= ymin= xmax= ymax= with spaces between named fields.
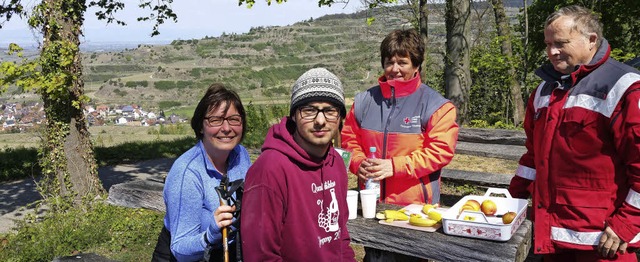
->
xmin=442 ymin=188 xmax=528 ymax=241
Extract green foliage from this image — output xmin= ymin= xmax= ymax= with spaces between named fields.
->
xmin=90 ymin=64 xmax=146 ymax=72
xmin=251 ymin=42 xmax=269 ymax=51
xmin=125 ymin=81 xmax=149 ymax=88
xmin=243 ymin=102 xmax=288 ymax=148
xmin=154 ymin=80 xmax=177 ymax=90
xmin=158 ymin=100 xmax=182 ymax=109
xmin=84 ymin=73 xmax=119 ymax=83
xmin=468 ymin=34 xmax=521 ymax=126
xmin=195 ymin=40 xmax=222 ymax=58
xmin=113 ymin=88 xmax=128 ymax=97
xmin=0 ymin=202 xmax=163 ymax=262
xmin=0 ymin=147 xmax=39 ymax=181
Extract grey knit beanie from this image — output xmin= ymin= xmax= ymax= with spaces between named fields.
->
xmin=290 ymin=68 xmax=346 ymax=117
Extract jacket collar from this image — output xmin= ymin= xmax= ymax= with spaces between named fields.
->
xmin=378 ymin=73 xmax=422 ymax=99
xmin=535 ymin=39 xmax=611 ymax=88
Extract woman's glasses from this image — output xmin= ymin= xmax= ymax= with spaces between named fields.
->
xmin=205 ymin=114 xmax=242 ymax=127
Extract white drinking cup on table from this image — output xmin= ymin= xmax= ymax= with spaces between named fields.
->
xmin=359 ymin=189 xmax=377 ymax=219
xmin=346 ymin=190 xmax=359 ymax=219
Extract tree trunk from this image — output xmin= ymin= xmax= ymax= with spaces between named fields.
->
xmin=39 ymin=0 xmax=104 ymax=209
xmin=444 ymin=0 xmax=471 ymax=124
xmin=491 ymin=0 xmax=524 ymax=126
xmin=419 ymin=0 xmax=429 ymax=81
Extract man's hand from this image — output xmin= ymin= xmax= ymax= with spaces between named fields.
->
xmin=598 ymin=226 xmax=628 ymax=258
xmin=365 ymin=158 xmax=393 ymax=181
xmin=356 ymin=160 xmax=372 ymax=181
xmin=214 ymin=205 xmax=236 ymax=229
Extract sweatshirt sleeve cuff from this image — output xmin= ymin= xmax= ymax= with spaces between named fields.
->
xmin=206 ymin=223 xmax=222 ymax=246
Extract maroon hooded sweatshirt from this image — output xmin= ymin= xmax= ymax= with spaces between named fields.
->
xmin=241 ymin=117 xmax=355 ymax=262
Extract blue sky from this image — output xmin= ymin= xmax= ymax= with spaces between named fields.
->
xmin=1 ymin=0 xmax=361 ymax=47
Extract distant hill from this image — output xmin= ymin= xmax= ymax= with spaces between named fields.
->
xmin=80 ymin=8 xmax=409 ymax=109
xmin=2 ymin=4 xmax=523 ymax=111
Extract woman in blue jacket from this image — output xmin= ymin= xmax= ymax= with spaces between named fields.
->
xmin=152 ymin=83 xmax=251 ymax=262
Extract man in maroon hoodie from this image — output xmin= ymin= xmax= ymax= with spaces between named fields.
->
xmin=241 ymin=68 xmax=356 ymax=261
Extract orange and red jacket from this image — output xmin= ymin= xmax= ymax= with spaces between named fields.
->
xmin=509 ymin=39 xmax=640 ymax=254
xmin=341 ymin=74 xmax=458 ymax=206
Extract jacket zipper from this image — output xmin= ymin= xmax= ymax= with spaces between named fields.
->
xmin=381 ymin=87 xmax=395 ymax=203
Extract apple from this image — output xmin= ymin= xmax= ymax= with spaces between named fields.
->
xmin=480 ymin=199 xmax=497 ymax=216
xmin=502 ymin=211 xmax=517 ymax=224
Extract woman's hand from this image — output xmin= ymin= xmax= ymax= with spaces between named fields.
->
xmin=214 ymin=205 xmax=236 ymax=229
xmin=356 ymin=160 xmax=372 ymax=181
xmin=364 ymin=158 xmax=393 ymax=181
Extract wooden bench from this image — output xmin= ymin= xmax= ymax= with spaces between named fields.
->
xmin=347 ymin=203 xmax=533 ymax=262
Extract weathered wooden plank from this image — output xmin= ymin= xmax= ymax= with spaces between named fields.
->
xmin=458 ymin=128 xmax=526 ymax=146
xmin=107 ymin=180 xmax=165 ymax=212
xmin=347 ymin=203 xmax=532 ymax=262
xmin=455 ymin=141 xmax=525 ymax=161
xmin=441 ymin=169 xmax=512 ymax=188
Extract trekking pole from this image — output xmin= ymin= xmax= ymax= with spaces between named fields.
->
xmin=215 ymin=179 xmax=230 ymax=262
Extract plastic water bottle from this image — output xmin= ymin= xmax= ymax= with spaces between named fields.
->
xmin=365 ymin=146 xmax=380 ymax=201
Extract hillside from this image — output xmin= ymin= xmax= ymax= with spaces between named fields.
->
xmin=2 ymin=3 xmax=518 ymax=111
xmin=81 ymin=10 xmax=409 ymax=110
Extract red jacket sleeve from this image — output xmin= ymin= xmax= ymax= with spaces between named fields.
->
xmin=391 ymin=102 xmax=459 ymax=179
xmin=509 ymin=87 xmax=537 ymax=199
xmin=607 ymin=81 xmax=640 ymax=246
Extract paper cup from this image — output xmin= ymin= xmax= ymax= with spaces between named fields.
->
xmin=347 ymin=190 xmax=359 ymax=219
xmin=360 ymin=189 xmax=377 ymax=218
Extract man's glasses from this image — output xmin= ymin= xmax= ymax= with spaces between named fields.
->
xmin=299 ymin=106 xmax=340 ymax=121
xmin=205 ymin=114 xmax=242 ymax=127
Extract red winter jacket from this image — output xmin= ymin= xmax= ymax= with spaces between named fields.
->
xmin=509 ymin=39 xmax=640 ymax=255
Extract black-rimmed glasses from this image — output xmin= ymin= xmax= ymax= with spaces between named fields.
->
xmin=205 ymin=114 xmax=242 ymax=127
xmin=299 ymin=106 xmax=340 ymax=121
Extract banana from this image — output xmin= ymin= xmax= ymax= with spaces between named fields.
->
xmin=422 ymin=204 xmax=438 ymax=214
xmin=427 ymin=210 xmax=442 ymax=222
xmin=422 ymin=204 xmax=442 ymax=222
xmin=383 ymin=210 xmax=409 ymax=221
xmin=408 ymin=214 xmax=438 ymax=227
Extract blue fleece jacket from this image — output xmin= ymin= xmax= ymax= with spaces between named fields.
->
xmin=163 ymin=140 xmax=250 ymax=261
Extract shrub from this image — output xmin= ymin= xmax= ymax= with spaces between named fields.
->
xmin=158 ymin=101 xmax=182 ymax=110
xmin=0 ymin=147 xmax=39 ymax=181
xmin=0 ymin=202 xmax=163 ymax=262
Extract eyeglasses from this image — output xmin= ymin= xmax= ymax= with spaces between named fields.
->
xmin=299 ymin=106 xmax=340 ymax=121
xmin=205 ymin=114 xmax=242 ymax=127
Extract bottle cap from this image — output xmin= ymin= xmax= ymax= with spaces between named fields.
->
xmin=369 ymin=147 xmax=376 ymax=153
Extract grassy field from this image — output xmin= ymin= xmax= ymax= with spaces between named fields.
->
xmin=0 ymin=125 xmax=192 ymax=149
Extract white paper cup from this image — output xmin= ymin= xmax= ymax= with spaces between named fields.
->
xmin=360 ymin=189 xmax=377 ymax=218
xmin=347 ymin=190 xmax=359 ymax=219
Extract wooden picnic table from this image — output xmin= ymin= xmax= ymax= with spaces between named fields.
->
xmin=347 ymin=203 xmax=533 ymax=262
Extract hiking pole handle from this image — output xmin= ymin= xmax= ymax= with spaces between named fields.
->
xmin=219 ymin=198 xmax=229 ymax=262
xmin=215 ymin=185 xmax=230 ymax=262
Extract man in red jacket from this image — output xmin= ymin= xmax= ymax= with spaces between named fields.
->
xmin=508 ymin=5 xmax=640 ymax=261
